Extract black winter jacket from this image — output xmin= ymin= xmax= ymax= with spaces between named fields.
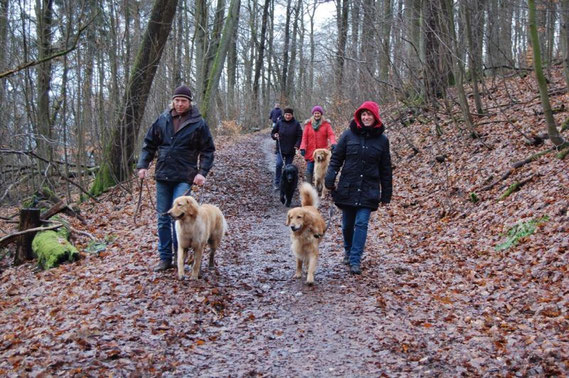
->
xmin=137 ymin=106 xmax=215 ymax=183
xmin=325 ymin=120 xmax=392 ymax=210
xmin=271 ymin=117 xmax=302 ymax=155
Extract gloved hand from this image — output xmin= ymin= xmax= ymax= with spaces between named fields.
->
xmin=331 ymin=144 xmax=336 ymax=151
xmin=300 ymin=149 xmax=306 ymax=157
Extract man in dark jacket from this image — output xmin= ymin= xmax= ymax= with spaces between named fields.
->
xmin=325 ymin=101 xmax=392 ymax=275
xmin=271 ymin=107 xmax=302 ymax=189
xmin=137 ymin=85 xmax=215 ymax=271
xmin=269 ymin=102 xmax=283 ymax=127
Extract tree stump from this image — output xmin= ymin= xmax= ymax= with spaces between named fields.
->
xmin=14 ymin=208 xmax=41 ymax=265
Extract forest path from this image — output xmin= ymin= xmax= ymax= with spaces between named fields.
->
xmin=182 ymin=133 xmax=385 ymax=376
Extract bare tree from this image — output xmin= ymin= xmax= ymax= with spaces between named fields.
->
xmin=528 ymin=0 xmax=565 ymax=147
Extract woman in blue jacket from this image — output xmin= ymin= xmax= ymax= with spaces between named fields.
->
xmin=325 ymin=101 xmax=392 ymax=275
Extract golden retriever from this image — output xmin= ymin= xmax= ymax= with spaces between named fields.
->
xmin=168 ymin=196 xmax=227 ymax=280
xmin=312 ymin=148 xmax=331 ymax=198
xmin=285 ymin=182 xmax=327 ymax=284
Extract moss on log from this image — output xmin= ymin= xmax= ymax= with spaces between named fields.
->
xmin=499 ymin=182 xmax=521 ymax=201
xmin=32 ymin=227 xmax=78 ymax=269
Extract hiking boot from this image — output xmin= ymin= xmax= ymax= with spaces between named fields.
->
xmin=154 ymin=260 xmax=173 ymax=272
xmin=343 ymin=254 xmax=350 ymax=265
xmin=349 ymin=264 xmax=362 ymax=275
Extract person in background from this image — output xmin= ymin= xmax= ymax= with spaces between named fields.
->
xmin=325 ymin=101 xmax=392 ymax=275
xmin=271 ymin=107 xmax=302 ymax=190
xmin=299 ymin=105 xmax=336 ymax=184
xmin=269 ymin=102 xmax=283 ymax=127
xmin=137 ymin=85 xmax=215 ymax=271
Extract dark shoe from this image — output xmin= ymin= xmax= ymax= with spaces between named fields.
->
xmin=154 ymin=260 xmax=173 ymax=272
xmin=343 ymin=254 xmax=350 ymax=265
xmin=349 ymin=264 xmax=361 ymax=275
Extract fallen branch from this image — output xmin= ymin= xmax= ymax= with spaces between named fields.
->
xmin=0 ymin=223 xmax=63 ymax=248
xmin=499 ymin=175 xmax=537 ymax=200
xmin=481 ymin=146 xmax=558 ymax=191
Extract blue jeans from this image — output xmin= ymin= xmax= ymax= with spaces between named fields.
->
xmin=306 ymin=161 xmax=314 ymax=177
xmin=341 ymin=206 xmax=372 ymax=266
xmin=156 ymin=180 xmax=192 ymax=262
xmin=275 ymin=153 xmax=294 ymax=185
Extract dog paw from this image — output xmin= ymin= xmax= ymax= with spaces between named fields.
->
xmin=306 ymin=280 xmax=314 ymax=286
xmin=285 ymin=202 xmax=291 ymax=207
xmin=178 ymin=275 xmax=186 ymax=281
xmin=294 ymin=273 xmax=302 ymax=279
xmin=280 ymin=197 xmax=285 ymax=204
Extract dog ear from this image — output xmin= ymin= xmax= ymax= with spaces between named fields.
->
xmin=306 ymin=212 xmax=326 ymax=235
xmin=185 ymin=197 xmax=198 ymax=217
xmin=285 ymin=211 xmax=291 ymax=226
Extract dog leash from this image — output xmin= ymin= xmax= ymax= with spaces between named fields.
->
xmin=314 ymin=206 xmax=335 ymax=239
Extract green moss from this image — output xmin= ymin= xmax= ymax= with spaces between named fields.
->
xmin=499 ymin=182 xmax=521 ymax=201
xmin=32 ymin=227 xmax=78 ymax=270
xmin=90 ymin=162 xmax=117 ymax=197
xmin=469 ymin=192 xmax=479 ymax=203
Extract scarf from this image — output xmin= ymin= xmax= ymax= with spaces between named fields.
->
xmin=311 ymin=117 xmax=322 ymax=131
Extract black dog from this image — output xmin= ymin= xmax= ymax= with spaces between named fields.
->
xmin=280 ymin=164 xmax=298 ymax=207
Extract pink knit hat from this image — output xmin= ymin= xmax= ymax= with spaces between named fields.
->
xmin=311 ymin=105 xmax=324 ymax=114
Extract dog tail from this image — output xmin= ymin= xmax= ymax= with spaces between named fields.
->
xmin=299 ymin=182 xmax=319 ymax=208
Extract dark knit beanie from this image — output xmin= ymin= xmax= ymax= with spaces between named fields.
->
xmin=172 ymin=85 xmax=192 ymax=101
xmin=283 ymin=107 xmax=293 ymax=115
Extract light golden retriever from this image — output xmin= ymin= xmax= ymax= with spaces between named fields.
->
xmin=312 ymin=148 xmax=331 ymax=198
xmin=285 ymin=182 xmax=327 ymax=284
xmin=168 ymin=196 xmax=227 ymax=280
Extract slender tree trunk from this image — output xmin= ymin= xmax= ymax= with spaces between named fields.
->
xmin=380 ymin=0 xmax=392 ymax=84
xmin=201 ymin=0 xmax=241 ymax=129
xmin=281 ymin=0 xmax=292 ymax=102
xmin=464 ymin=0 xmax=484 ymax=114
xmin=528 ymin=0 xmax=564 ymax=146
xmin=92 ymin=0 xmax=179 ymax=195
xmin=252 ymin=0 xmax=271 ymax=129
xmin=195 ymin=0 xmax=208 ymax=101
xmin=335 ymin=0 xmax=349 ymax=102
xmin=36 ymin=0 xmax=54 ymax=165
xmin=560 ymin=0 xmax=569 ymax=88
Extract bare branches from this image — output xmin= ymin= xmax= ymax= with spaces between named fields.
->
xmin=0 ymin=12 xmax=97 ymax=79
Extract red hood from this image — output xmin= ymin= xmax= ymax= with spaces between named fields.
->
xmin=354 ymin=101 xmax=383 ymax=128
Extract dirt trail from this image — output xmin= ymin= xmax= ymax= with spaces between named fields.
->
xmin=182 ymin=134 xmax=385 ymax=376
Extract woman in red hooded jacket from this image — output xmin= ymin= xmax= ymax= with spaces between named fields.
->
xmin=325 ymin=101 xmax=392 ymax=275
xmin=299 ymin=105 xmax=336 ymax=185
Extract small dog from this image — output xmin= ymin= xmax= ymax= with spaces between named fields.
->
xmin=168 ymin=196 xmax=227 ymax=280
xmin=285 ymin=182 xmax=327 ymax=284
xmin=313 ymin=148 xmax=331 ymax=197
xmin=280 ymin=164 xmax=299 ymax=207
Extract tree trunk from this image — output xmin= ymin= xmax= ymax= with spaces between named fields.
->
xmin=194 ymin=0 xmax=208 ymax=101
xmin=464 ymin=0 xmax=484 ymax=114
xmin=380 ymin=0 xmax=392 ymax=84
xmin=35 ymin=0 xmax=54 ymax=166
xmin=91 ymin=0 xmax=179 ymax=195
xmin=335 ymin=0 xmax=349 ymax=102
xmin=252 ymin=0 xmax=271 ymax=129
xmin=201 ymin=0 xmax=241 ymax=130
xmin=528 ymin=0 xmax=565 ymax=146
xmin=15 ymin=208 xmax=41 ymax=265
xmin=563 ymin=0 xmax=569 ymax=88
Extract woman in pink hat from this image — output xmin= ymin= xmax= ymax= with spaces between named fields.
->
xmin=299 ymin=105 xmax=336 ymax=185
